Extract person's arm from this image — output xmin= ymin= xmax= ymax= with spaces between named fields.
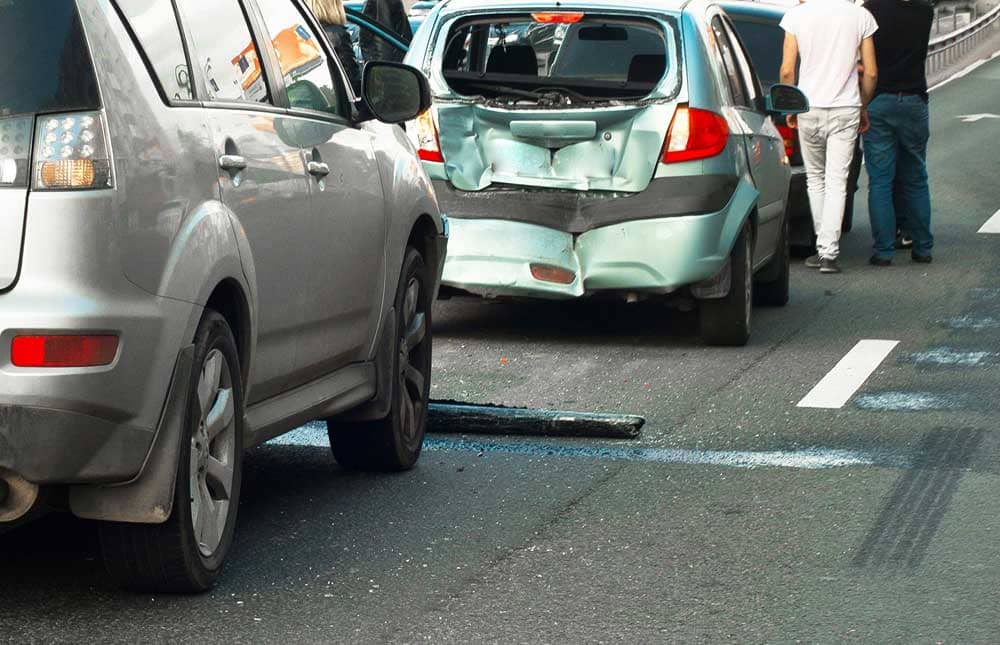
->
xmin=780 ymin=32 xmax=799 ymax=127
xmin=859 ymin=36 xmax=878 ymax=106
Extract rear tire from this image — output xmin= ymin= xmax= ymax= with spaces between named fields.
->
xmin=700 ymin=223 xmax=753 ymax=347
xmin=99 ymin=311 xmax=244 ymax=593
xmin=754 ymin=215 xmax=790 ymax=307
xmin=328 ymin=247 xmax=432 ymax=472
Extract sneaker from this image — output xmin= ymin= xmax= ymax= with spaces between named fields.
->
xmin=869 ymin=256 xmax=892 ymax=267
xmin=911 ymin=253 xmax=933 ymax=264
xmin=820 ymin=258 xmax=842 ymax=274
xmin=805 ymin=254 xmax=822 ymax=269
xmin=894 ymin=232 xmax=913 ymax=250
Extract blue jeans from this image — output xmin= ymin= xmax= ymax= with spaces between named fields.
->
xmin=863 ymin=94 xmax=934 ymax=259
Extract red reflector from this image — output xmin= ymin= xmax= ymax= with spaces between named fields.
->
xmin=530 ymin=264 xmax=576 ymax=285
xmin=11 ymin=335 xmax=119 ymax=368
xmin=776 ymin=124 xmax=798 ymax=159
xmin=418 ymin=148 xmax=444 ymax=163
xmin=531 ymin=12 xmax=585 ymax=23
xmin=662 ymin=106 xmax=730 ymax=164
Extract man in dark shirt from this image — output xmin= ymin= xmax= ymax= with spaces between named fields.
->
xmin=862 ymin=0 xmax=935 ymax=265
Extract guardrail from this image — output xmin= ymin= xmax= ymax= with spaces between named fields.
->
xmin=927 ymin=4 xmax=1000 ymax=74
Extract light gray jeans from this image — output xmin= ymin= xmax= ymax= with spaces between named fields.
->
xmin=797 ymin=107 xmax=861 ymax=260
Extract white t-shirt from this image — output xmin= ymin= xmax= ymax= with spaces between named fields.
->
xmin=779 ymin=0 xmax=878 ymax=108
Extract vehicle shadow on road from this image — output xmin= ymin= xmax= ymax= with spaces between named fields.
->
xmin=433 ymin=295 xmax=704 ymax=347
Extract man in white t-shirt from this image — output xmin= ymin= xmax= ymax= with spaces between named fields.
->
xmin=780 ymin=0 xmax=878 ymax=273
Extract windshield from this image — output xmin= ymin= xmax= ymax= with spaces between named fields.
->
xmin=728 ymin=18 xmax=783 ymax=88
xmin=0 ymin=1 xmax=100 ymax=118
xmin=441 ymin=14 xmax=675 ymax=104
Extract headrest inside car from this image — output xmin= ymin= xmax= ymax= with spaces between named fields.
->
xmin=486 ymin=45 xmax=539 ymax=76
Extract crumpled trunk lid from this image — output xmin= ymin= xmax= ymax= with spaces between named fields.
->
xmin=437 ymin=102 xmax=675 ymax=193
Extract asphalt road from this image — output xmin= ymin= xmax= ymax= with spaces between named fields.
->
xmin=2 ymin=56 xmax=1000 ymax=644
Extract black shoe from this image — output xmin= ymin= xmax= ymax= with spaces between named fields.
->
xmin=804 ymin=254 xmax=822 ymax=269
xmin=869 ymin=256 xmax=892 ymax=267
xmin=820 ymin=258 xmax=842 ymax=274
xmin=912 ymin=253 xmax=933 ymax=264
xmin=894 ymin=232 xmax=913 ymax=250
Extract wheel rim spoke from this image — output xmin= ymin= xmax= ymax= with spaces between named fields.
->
xmin=205 ymin=388 xmax=234 ymax=441
xmin=198 ymin=352 xmax=222 ymax=418
xmin=197 ymin=480 xmax=216 ymax=548
xmin=205 ymin=455 xmax=234 ymax=501
xmin=402 ymin=386 xmax=417 ymax=440
xmin=404 ymin=364 xmax=425 ymax=398
xmin=404 ymin=312 xmax=426 ymax=352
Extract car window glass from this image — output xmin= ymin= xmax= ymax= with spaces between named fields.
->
xmin=256 ymin=0 xmax=345 ymax=116
xmin=176 ymin=0 xmax=270 ymax=104
xmin=116 ymin=0 xmax=193 ymax=101
xmin=350 ymin=21 xmax=409 ymax=68
xmin=722 ymin=17 xmax=762 ymax=103
xmin=711 ymin=16 xmax=750 ymax=108
xmin=728 ymin=18 xmax=783 ymax=89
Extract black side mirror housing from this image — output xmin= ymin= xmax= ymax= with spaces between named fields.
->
xmin=359 ymin=61 xmax=432 ymax=124
xmin=766 ymin=84 xmax=809 ymax=115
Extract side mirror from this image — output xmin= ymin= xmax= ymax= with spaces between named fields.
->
xmin=360 ymin=61 xmax=431 ymax=124
xmin=766 ymin=84 xmax=809 ymax=115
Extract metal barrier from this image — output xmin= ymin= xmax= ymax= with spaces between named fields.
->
xmin=927 ymin=5 xmax=1000 ymax=74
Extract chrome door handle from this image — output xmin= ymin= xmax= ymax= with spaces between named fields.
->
xmin=219 ymin=155 xmax=247 ymax=172
xmin=307 ymin=161 xmax=330 ymax=178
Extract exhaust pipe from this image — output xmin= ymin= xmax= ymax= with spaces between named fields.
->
xmin=0 ymin=468 xmax=39 ymax=522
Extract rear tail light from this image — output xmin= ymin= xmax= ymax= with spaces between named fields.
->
xmin=531 ymin=12 xmax=585 ymax=24
xmin=530 ymin=264 xmax=576 ymax=285
xmin=0 ymin=116 xmax=34 ymax=188
xmin=415 ymin=109 xmax=444 ymax=163
xmin=776 ymin=123 xmax=798 ymax=160
xmin=11 ymin=335 xmax=119 ymax=368
xmin=661 ymin=105 xmax=729 ymax=164
xmin=32 ymin=111 xmax=113 ymax=190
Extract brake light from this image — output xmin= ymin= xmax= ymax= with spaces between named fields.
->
xmin=11 ymin=335 xmax=119 ymax=368
xmin=531 ymin=12 xmax=585 ymax=24
xmin=415 ymin=109 xmax=443 ymax=163
xmin=32 ymin=111 xmax=113 ymax=190
xmin=661 ymin=106 xmax=729 ymax=164
xmin=776 ymin=124 xmax=798 ymax=160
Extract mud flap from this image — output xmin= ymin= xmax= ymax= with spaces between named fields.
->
xmin=338 ymin=308 xmax=396 ymax=422
xmin=69 ymin=345 xmax=195 ymax=524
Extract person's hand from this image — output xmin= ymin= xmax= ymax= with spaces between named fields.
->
xmin=786 ymin=114 xmax=798 ymax=129
xmin=860 ymin=108 xmax=870 ymax=134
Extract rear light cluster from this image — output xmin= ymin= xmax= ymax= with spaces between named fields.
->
xmin=661 ymin=105 xmax=729 ymax=164
xmin=415 ymin=109 xmax=444 ymax=163
xmin=0 ymin=116 xmax=33 ymax=187
xmin=11 ymin=335 xmax=119 ymax=368
xmin=776 ymin=123 xmax=798 ymax=160
xmin=531 ymin=12 xmax=585 ymax=24
xmin=32 ymin=111 xmax=112 ymax=190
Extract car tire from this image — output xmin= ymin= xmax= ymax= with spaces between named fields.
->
xmin=328 ymin=246 xmax=432 ymax=472
xmin=99 ymin=311 xmax=244 ymax=593
xmin=754 ymin=215 xmax=790 ymax=307
xmin=700 ymin=222 xmax=752 ymax=347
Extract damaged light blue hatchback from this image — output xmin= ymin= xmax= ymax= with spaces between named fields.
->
xmin=405 ymin=0 xmax=809 ymax=344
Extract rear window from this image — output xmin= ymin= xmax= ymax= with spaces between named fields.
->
xmin=728 ymin=18 xmax=783 ymax=88
xmin=440 ymin=14 xmax=676 ymax=104
xmin=0 ymin=1 xmax=101 ymax=118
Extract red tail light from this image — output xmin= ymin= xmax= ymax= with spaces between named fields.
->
xmin=11 ymin=335 xmax=119 ymax=368
xmin=661 ymin=106 xmax=729 ymax=164
xmin=415 ymin=109 xmax=443 ymax=163
xmin=531 ymin=12 xmax=585 ymax=23
xmin=776 ymin=124 xmax=798 ymax=159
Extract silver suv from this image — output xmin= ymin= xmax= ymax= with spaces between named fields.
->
xmin=0 ymin=0 xmax=446 ymax=592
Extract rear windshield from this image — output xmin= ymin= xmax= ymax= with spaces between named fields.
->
xmin=728 ymin=18 xmax=783 ymax=88
xmin=0 ymin=1 xmax=101 ymax=118
xmin=440 ymin=14 xmax=675 ymax=105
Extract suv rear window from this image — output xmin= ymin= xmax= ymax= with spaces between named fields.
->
xmin=441 ymin=14 xmax=675 ymax=104
xmin=0 ymin=1 xmax=101 ymax=117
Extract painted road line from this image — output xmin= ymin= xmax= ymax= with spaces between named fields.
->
xmin=979 ymin=208 xmax=1000 ymax=234
xmin=269 ymin=424 xmax=910 ymax=470
xmin=929 ymin=48 xmax=1000 ymax=92
xmin=797 ymin=340 xmax=900 ymax=409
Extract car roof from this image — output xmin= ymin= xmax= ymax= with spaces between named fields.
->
xmin=434 ymin=0 xmax=692 ymax=16
xmin=718 ymin=0 xmax=788 ymax=20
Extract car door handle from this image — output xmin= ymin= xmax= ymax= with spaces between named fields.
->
xmin=307 ymin=161 xmax=330 ymax=178
xmin=219 ymin=155 xmax=247 ymax=172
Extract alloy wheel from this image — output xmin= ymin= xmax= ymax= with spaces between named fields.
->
xmin=398 ymin=275 xmax=429 ymax=452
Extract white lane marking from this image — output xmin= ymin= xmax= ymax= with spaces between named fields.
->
xmin=979 ymin=208 xmax=1000 ymax=234
xmin=929 ymin=49 xmax=1000 ymax=92
xmin=797 ymin=340 xmax=900 ymax=409
xmin=957 ymin=113 xmax=1000 ymax=123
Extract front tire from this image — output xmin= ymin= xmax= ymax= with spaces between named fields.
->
xmin=700 ymin=223 xmax=753 ymax=346
xmin=99 ymin=311 xmax=244 ymax=593
xmin=328 ymin=246 xmax=432 ymax=472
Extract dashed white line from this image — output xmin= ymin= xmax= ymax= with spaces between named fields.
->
xmin=979 ymin=208 xmax=1000 ymax=234
xmin=797 ymin=340 xmax=900 ymax=409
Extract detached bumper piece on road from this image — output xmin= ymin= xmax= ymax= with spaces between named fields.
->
xmin=428 ymin=402 xmax=645 ymax=440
